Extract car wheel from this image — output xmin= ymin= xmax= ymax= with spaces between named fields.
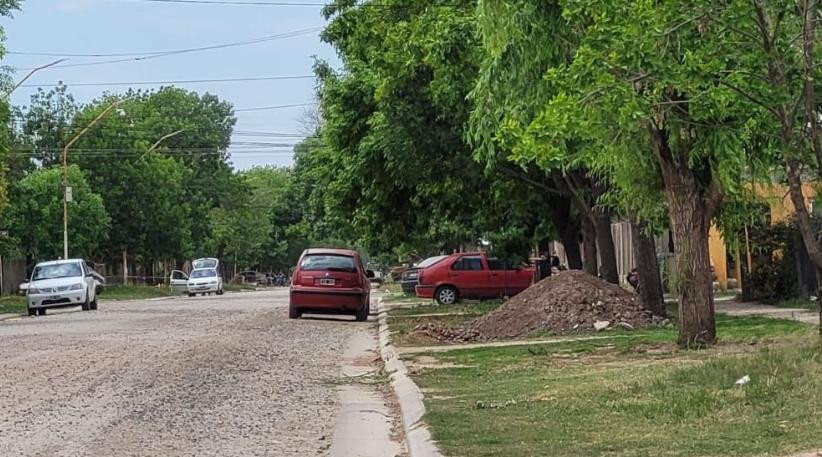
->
xmin=90 ymin=297 xmax=98 ymax=310
xmin=188 ymin=293 xmax=195 ymax=298
xmin=81 ymin=294 xmax=91 ymax=311
xmin=37 ymin=308 xmax=46 ymax=316
xmin=288 ymin=305 xmax=301 ymax=319
xmin=355 ymin=302 xmax=369 ymax=322
xmin=216 ymin=288 xmax=224 ymax=296
xmin=27 ymin=307 xmax=36 ymax=317
xmin=435 ymin=286 xmax=459 ymax=305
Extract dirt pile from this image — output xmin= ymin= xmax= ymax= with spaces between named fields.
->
xmin=411 ymin=270 xmax=666 ymax=343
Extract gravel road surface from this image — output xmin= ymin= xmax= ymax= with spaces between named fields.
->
xmin=0 ymin=289 xmax=367 ymax=457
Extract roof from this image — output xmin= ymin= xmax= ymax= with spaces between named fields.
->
xmin=35 ymin=259 xmax=84 ymax=266
xmin=304 ymin=248 xmax=357 ymax=256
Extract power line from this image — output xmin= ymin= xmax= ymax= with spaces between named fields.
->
xmin=8 ymin=27 xmax=323 ymax=58
xmin=18 ymin=75 xmax=315 ymax=88
xmin=11 ymin=27 xmax=324 ymax=70
xmin=234 ymin=103 xmax=317 ymax=112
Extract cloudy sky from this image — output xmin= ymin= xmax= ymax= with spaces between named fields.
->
xmin=2 ymin=0 xmax=339 ymax=169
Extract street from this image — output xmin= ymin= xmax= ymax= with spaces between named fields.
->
xmin=0 ymin=289 xmax=395 ymax=457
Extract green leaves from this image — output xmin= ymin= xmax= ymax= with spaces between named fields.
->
xmin=7 ymin=165 xmax=110 ymax=261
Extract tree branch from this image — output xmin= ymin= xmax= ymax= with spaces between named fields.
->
xmin=719 ymin=80 xmax=782 ymax=119
xmin=497 ymin=166 xmax=565 ymax=196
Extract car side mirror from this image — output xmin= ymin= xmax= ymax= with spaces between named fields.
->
xmin=366 ymin=269 xmax=375 ymax=278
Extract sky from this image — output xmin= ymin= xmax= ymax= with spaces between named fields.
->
xmin=1 ymin=0 xmax=340 ymax=169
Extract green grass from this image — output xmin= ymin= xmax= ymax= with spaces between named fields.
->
xmin=0 ymin=295 xmax=26 ymax=314
xmin=409 ymin=315 xmax=820 ymax=457
xmin=389 ymin=300 xmax=504 ymax=317
xmin=387 ymin=300 xmax=504 ymax=346
xmin=100 ymin=285 xmax=173 ymax=301
xmin=771 ymin=297 xmax=819 ymax=311
xmin=224 ymin=283 xmax=258 ymax=292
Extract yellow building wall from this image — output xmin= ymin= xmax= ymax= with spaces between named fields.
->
xmin=707 ymin=182 xmax=817 ymax=289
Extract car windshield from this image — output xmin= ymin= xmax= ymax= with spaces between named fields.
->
xmin=191 ymin=269 xmax=217 ymax=279
xmin=300 ymin=254 xmax=356 ymax=272
xmin=416 ymin=255 xmax=448 ymax=268
xmin=192 ymin=258 xmax=218 ymax=269
xmin=32 ymin=263 xmax=82 ymax=281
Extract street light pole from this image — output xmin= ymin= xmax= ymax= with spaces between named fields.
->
xmin=62 ymin=97 xmax=133 ymax=259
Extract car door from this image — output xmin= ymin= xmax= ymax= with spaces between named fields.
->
xmin=486 ymin=258 xmax=510 ymax=298
xmin=170 ymin=270 xmax=189 ymax=294
xmin=83 ymin=262 xmax=96 ymax=301
xmin=448 ymin=256 xmax=489 ymax=298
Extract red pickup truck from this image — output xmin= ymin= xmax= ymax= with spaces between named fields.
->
xmin=415 ymin=253 xmax=534 ymax=304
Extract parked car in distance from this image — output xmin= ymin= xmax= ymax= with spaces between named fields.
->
xmin=187 ymin=268 xmax=224 ymax=297
xmin=289 ymin=248 xmax=374 ymax=321
xmin=415 ymin=253 xmax=534 ymax=305
xmin=235 ymin=271 xmax=267 ymax=285
xmin=24 ymin=259 xmax=99 ymax=316
xmin=401 ymin=255 xmax=449 ymax=294
xmin=389 ymin=265 xmax=408 ymax=282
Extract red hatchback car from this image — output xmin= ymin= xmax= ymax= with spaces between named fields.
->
xmin=415 ymin=253 xmax=534 ymax=305
xmin=289 ymin=248 xmax=374 ymax=321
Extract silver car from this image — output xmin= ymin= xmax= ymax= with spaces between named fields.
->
xmin=187 ymin=268 xmax=224 ymax=297
xmin=25 ymin=259 xmax=99 ymax=316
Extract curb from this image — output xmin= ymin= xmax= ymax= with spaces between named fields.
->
xmin=376 ymin=298 xmax=444 ymax=457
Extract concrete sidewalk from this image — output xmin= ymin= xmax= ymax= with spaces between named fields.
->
xmin=715 ymin=301 xmax=819 ymax=326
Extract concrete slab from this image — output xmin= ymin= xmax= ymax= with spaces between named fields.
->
xmin=331 ymin=319 xmax=405 ymax=457
xmin=716 ymin=301 xmax=819 ymax=326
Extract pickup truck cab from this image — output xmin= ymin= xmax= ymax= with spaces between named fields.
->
xmin=415 ymin=253 xmax=534 ymax=305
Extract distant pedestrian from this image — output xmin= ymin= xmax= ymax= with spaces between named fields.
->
xmin=538 ymin=252 xmax=551 ymax=280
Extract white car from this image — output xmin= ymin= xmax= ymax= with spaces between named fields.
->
xmin=25 ymin=259 xmax=98 ymax=316
xmin=186 ymin=268 xmax=224 ymax=297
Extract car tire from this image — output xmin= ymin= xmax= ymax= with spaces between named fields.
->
xmin=355 ymin=302 xmax=369 ymax=322
xmin=90 ymin=298 xmax=98 ymax=310
xmin=37 ymin=308 xmax=46 ymax=316
xmin=288 ymin=305 xmax=301 ymax=319
xmin=188 ymin=293 xmax=195 ymax=298
xmin=27 ymin=307 xmax=36 ymax=317
xmin=216 ymin=288 xmax=224 ymax=296
xmin=435 ymin=286 xmax=459 ymax=305
xmin=81 ymin=294 xmax=91 ymax=311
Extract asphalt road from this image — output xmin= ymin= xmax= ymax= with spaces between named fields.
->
xmin=0 ymin=289 xmax=376 ymax=457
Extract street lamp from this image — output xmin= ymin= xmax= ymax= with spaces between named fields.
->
xmin=61 ymin=97 xmax=134 ymax=259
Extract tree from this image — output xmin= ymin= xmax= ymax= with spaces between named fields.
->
xmin=7 ymin=165 xmax=110 ymax=261
xmin=17 ymin=84 xmax=79 ymax=166
xmin=69 ymin=87 xmax=236 ymax=265
xmin=711 ymin=1 xmax=821 ymax=330
xmin=314 ymin=0 xmax=552 ymax=262
xmin=468 ymin=1 xmax=620 ymax=281
xmin=473 ymin=0 xmax=764 ymax=345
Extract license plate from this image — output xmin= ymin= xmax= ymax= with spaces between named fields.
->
xmin=49 ymin=295 xmax=60 ymax=300
xmin=320 ymin=278 xmax=335 ymax=286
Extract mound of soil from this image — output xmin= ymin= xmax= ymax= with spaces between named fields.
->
xmin=411 ymin=270 xmax=666 ymax=343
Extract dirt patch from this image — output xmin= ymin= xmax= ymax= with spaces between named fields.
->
xmin=410 ymin=271 xmax=666 ymax=343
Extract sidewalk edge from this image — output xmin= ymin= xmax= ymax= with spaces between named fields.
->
xmin=377 ymin=297 xmax=444 ymax=457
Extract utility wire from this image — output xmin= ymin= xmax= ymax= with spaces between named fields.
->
xmin=11 ymin=27 xmax=323 ymax=70
xmin=8 ymin=26 xmax=323 ymax=58
xmin=17 ymin=75 xmax=315 ymax=88
xmin=234 ymin=102 xmax=317 ymax=112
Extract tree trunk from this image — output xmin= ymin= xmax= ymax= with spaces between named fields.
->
xmin=652 ymin=127 xmax=717 ymax=346
xmin=582 ymin=217 xmax=598 ymax=276
xmin=630 ymin=216 xmax=666 ymax=316
xmin=594 ymin=209 xmax=619 ymax=284
xmin=560 ymin=226 xmax=583 ymax=270
xmin=122 ymin=249 xmax=128 ymax=286
xmin=551 ymin=196 xmax=583 ymax=269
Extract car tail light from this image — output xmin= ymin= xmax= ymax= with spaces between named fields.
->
xmin=417 ymin=269 xmax=424 ymax=284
